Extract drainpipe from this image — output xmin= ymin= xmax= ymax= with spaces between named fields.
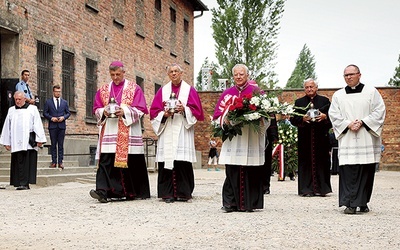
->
xmin=194 ymin=10 xmax=204 ymax=19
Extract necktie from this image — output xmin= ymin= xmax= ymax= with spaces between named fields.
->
xmin=56 ymin=98 xmax=59 ymax=110
xmin=26 ymin=84 xmax=32 ymax=99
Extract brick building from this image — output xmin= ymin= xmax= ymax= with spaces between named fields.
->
xmin=0 ymin=0 xmax=208 ymax=162
xmin=196 ymin=87 xmax=400 ymax=171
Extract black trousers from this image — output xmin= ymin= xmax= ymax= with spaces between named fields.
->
xmin=339 ymin=163 xmax=375 ymax=208
xmin=157 ymin=161 xmax=195 ymax=200
xmin=10 ymin=150 xmax=37 ymax=187
xmin=96 ymin=153 xmax=150 ymax=199
xmin=223 ymin=165 xmax=264 ymax=211
xmin=49 ymin=127 xmax=66 ymax=164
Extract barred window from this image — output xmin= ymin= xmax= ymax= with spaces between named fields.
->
xmin=154 ymin=83 xmax=161 ymax=94
xmin=62 ymin=51 xmax=75 ymax=110
xmin=155 ymin=0 xmax=161 ymax=12
xmin=184 ymin=19 xmax=189 ymax=33
xmin=37 ymin=41 xmax=54 ymax=111
xmin=170 ymin=7 xmax=176 ymax=23
xmin=136 ymin=76 xmax=144 ymax=93
xmin=86 ymin=58 xmax=98 ymax=119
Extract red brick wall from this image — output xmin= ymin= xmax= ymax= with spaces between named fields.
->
xmin=1 ymin=0 xmax=196 ymax=138
xmin=196 ymin=87 xmax=400 ymax=170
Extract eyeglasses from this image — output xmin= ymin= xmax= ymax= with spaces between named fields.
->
xmin=343 ymin=72 xmax=360 ymax=77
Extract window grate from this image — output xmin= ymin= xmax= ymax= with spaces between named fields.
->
xmin=86 ymin=58 xmax=98 ymax=119
xmin=37 ymin=41 xmax=54 ymax=111
xmin=62 ymin=51 xmax=75 ymax=110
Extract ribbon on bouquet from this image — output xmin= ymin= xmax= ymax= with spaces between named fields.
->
xmin=272 ymin=144 xmax=285 ymax=181
xmin=218 ymin=94 xmax=237 ymax=129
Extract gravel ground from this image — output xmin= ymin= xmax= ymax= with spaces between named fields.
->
xmin=1 ymin=169 xmax=399 ymax=250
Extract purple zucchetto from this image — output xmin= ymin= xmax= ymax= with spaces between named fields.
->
xmin=109 ymin=61 xmax=124 ymax=68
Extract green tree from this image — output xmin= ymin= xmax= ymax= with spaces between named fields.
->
xmin=195 ymin=57 xmax=222 ymax=91
xmin=388 ymin=54 xmax=400 ymax=86
xmin=285 ymin=44 xmax=317 ymax=88
xmin=211 ymin=0 xmax=285 ymax=89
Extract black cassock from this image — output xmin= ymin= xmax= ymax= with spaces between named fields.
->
xmin=290 ymin=94 xmax=332 ymax=196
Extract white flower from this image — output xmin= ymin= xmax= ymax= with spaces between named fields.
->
xmin=244 ymin=112 xmax=261 ymax=121
xmin=250 ymin=96 xmax=261 ymax=106
xmin=271 ymin=97 xmax=280 ymax=106
xmin=261 ymin=99 xmax=271 ymax=110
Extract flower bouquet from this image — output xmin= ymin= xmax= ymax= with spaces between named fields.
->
xmin=212 ymin=91 xmax=297 ymax=142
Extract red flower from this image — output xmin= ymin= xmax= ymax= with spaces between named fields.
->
xmin=233 ymin=98 xmax=244 ymax=109
xmin=242 ymin=93 xmax=253 ymax=100
xmin=235 ymin=102 xmax=244 ymax=109
xmin=249 ymin=104 xmax=257 ymax=110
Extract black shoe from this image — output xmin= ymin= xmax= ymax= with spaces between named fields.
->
xmin=163 ymin=198 xmax=175 ymax=203
xmin=264 ymin=190 xmax=270 ymax=194
xmin=302 ymin=193 xmax=314 ymax=197
xmin=290 ymin=176 xmax=296 ymax=181
xmin=16 ymin=185 xmax=29 ymax=190
xmin=221 ymin=206 xmax=236 ymax=213
xmin=89 ymin=189 xmax=108 ymax=203
xmin=359 ymin=206 xmax=370 ymax=213
xmin=344 ymin=207 xmax=356 ymax=214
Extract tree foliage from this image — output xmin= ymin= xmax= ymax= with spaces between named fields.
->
xmin=388 ymin=54 xmax=400 ymax=87
xmin=285 ymin=44 xmax=317 ymax=89
xmin=211 ymin=0 xmax=285 ymax=89
xmin=195 ymin=57 xmax=222 ymax=91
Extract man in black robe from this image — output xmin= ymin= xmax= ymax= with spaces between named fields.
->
xmin=290 ymin=78 xmax=332 ymax=197
xmin=263 ymin=115 xmax=278 ymax=194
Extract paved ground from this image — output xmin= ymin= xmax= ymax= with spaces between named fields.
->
xmin=1 ymin=169 xmax=399 ymax=250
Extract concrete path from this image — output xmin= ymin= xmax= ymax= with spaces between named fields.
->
xmin=1 ymin=170 xmax=399 ymax=249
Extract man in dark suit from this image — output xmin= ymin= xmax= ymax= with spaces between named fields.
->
xmin=43 ymin=84 xmax=70 ymax=170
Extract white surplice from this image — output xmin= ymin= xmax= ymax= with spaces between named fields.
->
xmin=218 ymin=119 xmax=270 ymax=166
xmin=151 ymin=81 xmax=197 ymax=170
xmin=329 ymin=85 xmax=386 ymax=165
xmin=0 ymin=105 xmax=46 ymax=152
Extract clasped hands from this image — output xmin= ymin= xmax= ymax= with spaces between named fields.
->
xmin=51 ymin=117 xmax=65 ymax=122
xmin=303 ymin=112 xmax=327 ymax=123
xmin=348 ymin=119 xmax=363 ymax=132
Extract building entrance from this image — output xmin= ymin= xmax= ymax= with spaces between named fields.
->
xmin=0 ymin=28 xmax=19 ymax=133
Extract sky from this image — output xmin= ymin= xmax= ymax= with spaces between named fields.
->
xmin=194 ymin=0 xmax=400 ymax=88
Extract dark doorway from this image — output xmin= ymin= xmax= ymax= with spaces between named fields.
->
xmin=0 ymin=78 xmax=18 ymax=133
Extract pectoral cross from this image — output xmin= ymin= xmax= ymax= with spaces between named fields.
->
xmin=353 ymin=133 xmax=360 ymax=143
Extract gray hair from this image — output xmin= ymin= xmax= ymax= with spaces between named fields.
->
xmin=109 ymin=65 xmax=125 ymax=71
xmin=166 ymin=63 xmax=183 ymax=73
xmin=14 ymin=91 xmax=26 ymax=98
xmin=232 ymin=64 xmax=249 ymax=75
xmin=303 ymin=78 xmax=318 ymax=88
